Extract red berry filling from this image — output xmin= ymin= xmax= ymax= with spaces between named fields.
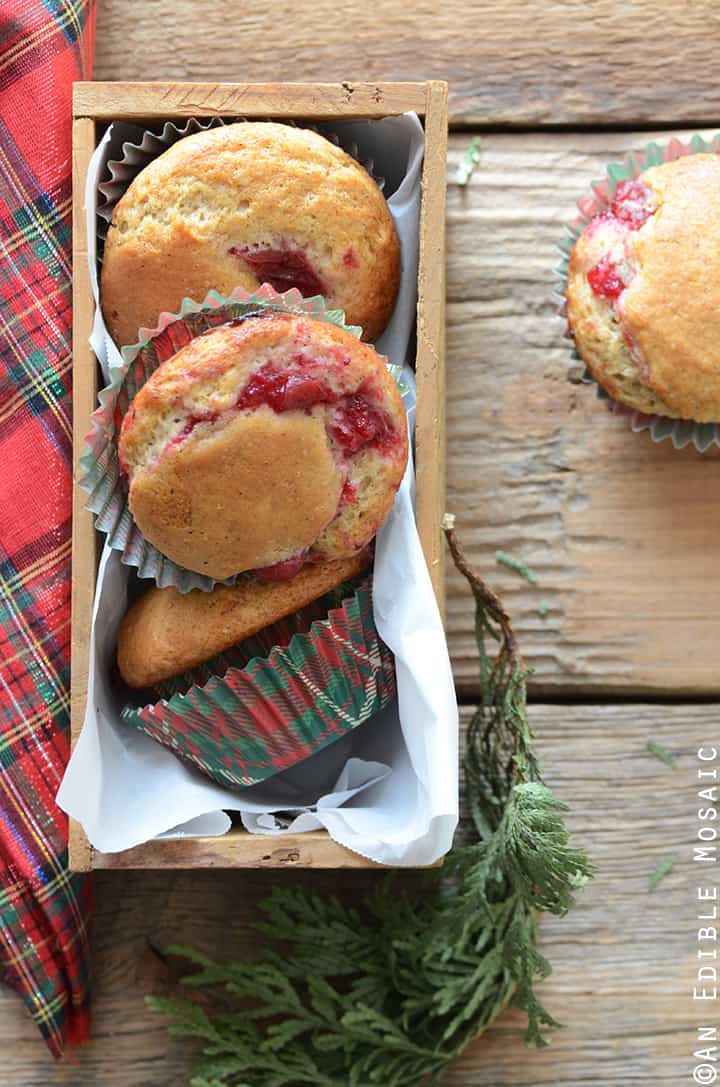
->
xmin=581 ymin=180 xmax=654 ymax=303
xmin=234 ymin=361 xmax=399 ymax=459
xmin=168 ymin=410 xmax=220 ymax=447
xmin=340 ymin=479 xmax=358 ymax=505
xmin=229 ymin=245 xmax=325 ymax=298
xmin=609 ymin=180 xmax=652 ymax=230
xmin=236 ymin=370 xmax=333 ymax=413
xmin=330 ymin=393 xmax=394 ymax=455
xmin=252 ymin=552 xmax=311 ymax=582
xmin=587 ymin=255 xmax=626 ymax=301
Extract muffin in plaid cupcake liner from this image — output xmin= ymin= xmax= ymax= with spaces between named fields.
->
xmin=80 ymin=285 xmax=407 ymax=789
xmin=78 ymin=285 xmax=407 ymax=593
xmin=119 ymin=575 xmax=397 ymax=791
xmin=557 ymin=133 xmax=720 ymax=453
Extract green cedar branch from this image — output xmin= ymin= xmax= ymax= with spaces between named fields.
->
xmin=147 ymin=521 xmax=594 ymax=1086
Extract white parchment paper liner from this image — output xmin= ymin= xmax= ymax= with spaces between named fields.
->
xmin=58 ymin=112 xmax=459 ymax=867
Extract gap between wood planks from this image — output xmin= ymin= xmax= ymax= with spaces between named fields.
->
xmin=448 ymin=120 xmax=720 ymax=134
xmin=456 ymin=692 xmax=720 ymax=707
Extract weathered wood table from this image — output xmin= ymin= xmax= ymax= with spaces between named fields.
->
xmin=3 ymin=3 xmax=713 ymax=1082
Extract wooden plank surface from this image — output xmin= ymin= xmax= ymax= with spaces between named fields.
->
xmin=1 ymin=704 xmax=700 ymax=1084
xmin=444 ymin=128 xmax=720 ymax=696
xmin=94 ymin=1 xmax=720 ymax=128
xmin=89 ymin=829 xmax=386 ymax=870
xmin=45 ymin=10 xmax=720 ymax=1087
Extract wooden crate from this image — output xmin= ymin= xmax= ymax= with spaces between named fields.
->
xmin=70 ymin=81 xmax=448 ymax=871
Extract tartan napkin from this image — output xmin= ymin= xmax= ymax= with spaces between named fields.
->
xmin=0 ymin=0 xmax=95 ymax=1057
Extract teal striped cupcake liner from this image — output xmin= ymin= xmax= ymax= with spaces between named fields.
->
xmin=555 ymin=132 xmax=720 ymax=453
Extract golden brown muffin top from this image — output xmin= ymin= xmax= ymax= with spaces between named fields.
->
xmin=119 ymin=313 xmax=407 ymax=580
xmin=101 ymin=122 xmax=400 ymax=346
xmin=620 ymin=154 xmax=720 ymax=420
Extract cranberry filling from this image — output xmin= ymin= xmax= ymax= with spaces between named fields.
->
xmin=341 ymin=479 xmax=358 ymax=505
xmin=229 ymin=245 xmax=325 ymax=298
xmin=330 ymin=394 xmax=393 ymax=455
xmin=587 ymin=255 xmax=626 ymax=301
xmin=253 ymin=553 xmax=311 ymax=582
xmin=234 ymin=362 xmax=398 ymax=458
xmin=168 ymin=410 xmax=220 ymax=447
xmin=236 ymin=370 xmax=333 ymax=413
xmin=609 ymin=180 xmax=652 ymax=230
xmin=582 ymin=180 xmax=654 ymax=304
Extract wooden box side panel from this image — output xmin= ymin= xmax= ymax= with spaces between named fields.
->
xmin=91 ymin=829 xmax=385 ymax=869
xmin=70 ymin=82 xmax=448 ymax=871
xmin=415 ymin=82 xmax=448 ymax=610
xmin=73 ymin=81 xmax=428 ymax=120
xmin=70 ymin=116 xmax=98 ymax=873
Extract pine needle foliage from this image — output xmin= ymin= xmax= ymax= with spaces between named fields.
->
xmin=147 ymin=524 xmax=593 ymax=1087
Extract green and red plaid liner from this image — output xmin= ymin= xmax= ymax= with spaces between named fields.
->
xmin=122 ymin=576 xmax=397 ymax=790
xmin=0 ymin=0 xmax=95 ymax=1058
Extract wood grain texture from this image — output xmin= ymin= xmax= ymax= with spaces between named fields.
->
xmin=73 ymin=81 xmax=429 ymax=120
xmin=93 ymin=0 xmax=720 ymax=128
xmin=416 ymin=80 xmax=449 ymax=610
xmin=90 ymin=829 xmax=387 ymax=870
xmin=70 ymin=117 xmax=97 ymax=873
xmin=445 ymin=128 xmax=720 ymax=696
xmin=1 ymin=704 xmax=703 ymax=1084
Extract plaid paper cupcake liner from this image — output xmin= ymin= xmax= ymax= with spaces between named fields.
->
xmin=556 ymin=132 xmax=720 ymax=453
xmin=152 ymin=578 xmax=359 ymax=701
xmin=120 ymin=576 xmax=396 ymax=790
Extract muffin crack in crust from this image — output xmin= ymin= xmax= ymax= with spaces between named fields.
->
xmin=118 ymin=313 xmax=408 ymax=581
xmin=567 ymin=155 xmax=720 ymax=422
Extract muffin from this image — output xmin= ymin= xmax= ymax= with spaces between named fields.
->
xmin=118 ymin=311 xmax=408 ymax=580
xmin=566 ymin=153 xmax=720 ymax=422
xmin=101 ymin=121 xmax=400 ymax=346
xmin=117 ymin=550 xmax=371 ymax=689
xmin=119 ymin=572 xmax=396 ymax=792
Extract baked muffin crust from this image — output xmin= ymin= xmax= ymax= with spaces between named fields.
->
xmin=117 ymin=550 xmax=372 ymax=689
xmin=567 ymin=154 xmax=720 ymax=422
xmin=101 ymin=122 xmax=401 ymax=346
xmin=119 ymin=313 xmax=408 ymax=580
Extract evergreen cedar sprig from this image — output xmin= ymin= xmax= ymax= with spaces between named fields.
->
xmin=147 ymin=522 xmax=593 ymax=1087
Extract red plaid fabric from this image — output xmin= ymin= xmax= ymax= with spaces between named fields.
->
xmin=0 ymin=0 xmax=95 ymax=1057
